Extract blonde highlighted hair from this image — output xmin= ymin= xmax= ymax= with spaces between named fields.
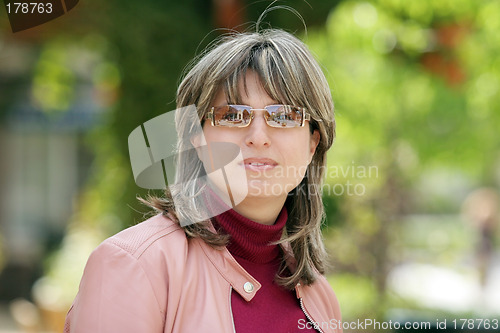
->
xmin=145 ymin=28 xmax=335 ymax=289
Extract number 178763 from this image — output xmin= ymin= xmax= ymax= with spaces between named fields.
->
xmin=6 ymin=2 xmax=53 ymax=14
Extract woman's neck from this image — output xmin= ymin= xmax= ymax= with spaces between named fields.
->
xmin=233 ymin=195 xmax=287 ymax=225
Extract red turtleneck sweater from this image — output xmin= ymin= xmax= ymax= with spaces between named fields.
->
xmin=213 ymin=208 xmax=316 ymax=332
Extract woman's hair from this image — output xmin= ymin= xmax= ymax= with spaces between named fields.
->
xmin=145 ymin=28 xmax=335 ymax=289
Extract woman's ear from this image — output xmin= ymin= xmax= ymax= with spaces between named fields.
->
xmin=309 ymin=130 xmax=320 ymax=160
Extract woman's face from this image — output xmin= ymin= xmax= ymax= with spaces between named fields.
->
xmin=198 ymin=70 xmax=320 ymax=205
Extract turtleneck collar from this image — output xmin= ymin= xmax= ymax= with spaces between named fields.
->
xmin=213 ymin=207 xmax=288 ymax=264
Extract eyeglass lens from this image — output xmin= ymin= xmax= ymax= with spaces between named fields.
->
xmin=212 ymin=105 xmax=304 ymax=128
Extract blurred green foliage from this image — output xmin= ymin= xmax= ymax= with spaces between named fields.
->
xmin=310 ymin=0 xmax=500 ymax=319
xmin=328 ymin=273 xmax=379 ymax=320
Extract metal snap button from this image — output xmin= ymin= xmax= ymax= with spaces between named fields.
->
xmin=243 ymin=282 xmax=254 ymax=293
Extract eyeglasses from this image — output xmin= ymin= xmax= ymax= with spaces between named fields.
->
xmin=206 ymin=104 xmax=314 ymax=128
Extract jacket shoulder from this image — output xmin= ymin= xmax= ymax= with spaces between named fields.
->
xmin=105 ymin=214 xmax=186 ymax=259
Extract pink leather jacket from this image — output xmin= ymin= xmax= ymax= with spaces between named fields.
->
xmin=64 ymin=214 xmax=342 ymax=332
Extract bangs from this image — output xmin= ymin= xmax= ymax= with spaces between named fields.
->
xmin=220 ymin=43 xmax=303 ymax=107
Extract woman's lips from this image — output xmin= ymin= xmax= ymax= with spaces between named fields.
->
xmin=241 ymin=158 xmax=278 ymax=171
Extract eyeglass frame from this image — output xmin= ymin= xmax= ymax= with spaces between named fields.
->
xmin=205 ymin=104 xmax=317 ymax=128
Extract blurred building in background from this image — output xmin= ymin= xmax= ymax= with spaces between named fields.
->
xmin=0 ymin=41 xmax=102 ymax=300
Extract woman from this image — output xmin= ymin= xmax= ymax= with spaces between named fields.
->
xmin=64 ymin=28 xmax=342 ymax=333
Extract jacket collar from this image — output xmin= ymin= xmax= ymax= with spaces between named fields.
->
xmin=195 ymin=237 xmax=261 ymax=301
xmin=195 ymin=223 xmax=300 ymax=301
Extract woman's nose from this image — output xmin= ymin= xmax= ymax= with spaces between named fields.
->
xmin=244 ymin=111 xmax=271 ymax=147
